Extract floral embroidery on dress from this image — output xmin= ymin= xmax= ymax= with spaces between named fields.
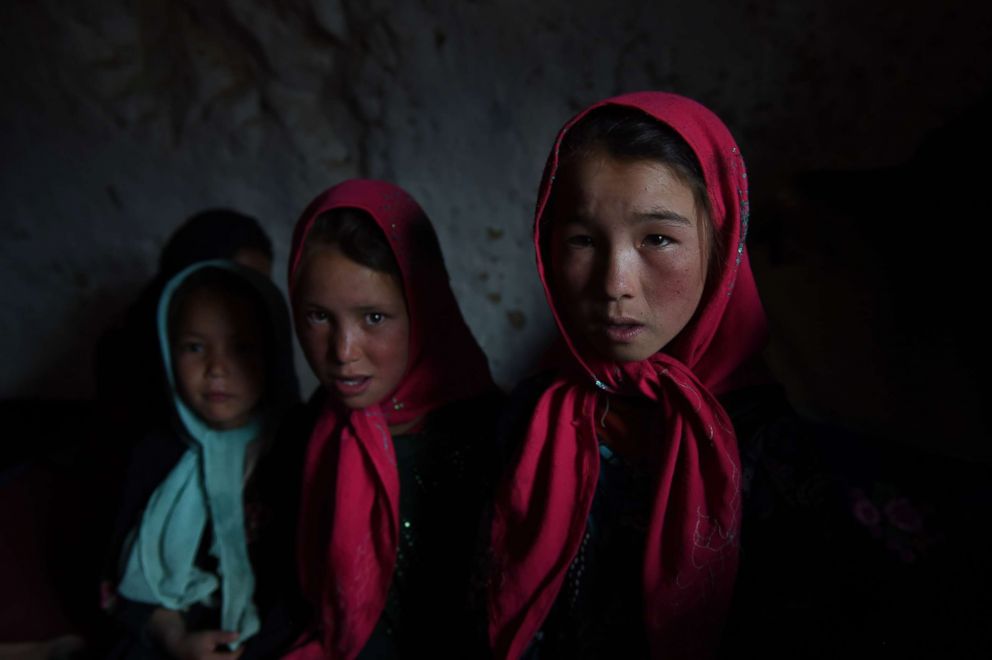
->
xmin=849 ymin=485 xmax=936 ymax=564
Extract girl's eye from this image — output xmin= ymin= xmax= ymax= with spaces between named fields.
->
xmin=365 ymin=312 xmax=386 ymax=326
xmin=566 ymin=235 xmax=593 ymax=248
xmin=306 ymin=310 xmax=329 ymax=324
xmin=643 ymin=234 xmax=672 ymax=248
xmin=182 ymin=341 xmax=204 ymax=354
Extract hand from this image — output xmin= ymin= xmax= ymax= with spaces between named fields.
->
xmin=148 ymin=608 xmax=243 ymax=660
xmin=171 ymin=630 xmax=243 ymax=660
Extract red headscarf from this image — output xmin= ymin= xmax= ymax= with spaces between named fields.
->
xmin=287 ymin=179 xmax=495 ymax=658
xmin=487 ymin=92 xmax=768 ymax=659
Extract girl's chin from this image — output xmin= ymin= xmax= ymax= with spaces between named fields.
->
xmin=589 ymin=337 xmax=666 ymax=364
xmin=202 ymin=415 xmax=254 ymax=431
xmin=325 ymin=386 xmax=387 ymax=411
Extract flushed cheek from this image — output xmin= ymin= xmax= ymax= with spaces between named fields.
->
xmin=369 ymin=331 xmax=410 ymax=387
xmin=645 ymin=277 xmax=705 ymax=325
xmin=297 ymin=328 xmax=329 ymax=371
xmin=372 ymin=339 xmax=408 ymax=376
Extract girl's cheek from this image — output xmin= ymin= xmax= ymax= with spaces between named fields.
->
xmin=651 ymin=250 xmax=704 ymax=281
xmin=556 ymin=257 xmax=591 ymax=294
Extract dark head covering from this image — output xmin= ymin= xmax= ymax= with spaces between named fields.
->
xmin=159 ymin=209 xmax=272 ymax=278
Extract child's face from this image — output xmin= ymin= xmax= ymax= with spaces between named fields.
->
xmin=548 ymin=151 xmax=709 ymax=363
xmin=294 ymin=245 xmax=410 ymax=410
xmin=172 ymin=289 xmax=266 ymax=429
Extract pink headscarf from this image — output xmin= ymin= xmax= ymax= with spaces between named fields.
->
xmin=287 ymin=180 xmax=495 ymax=658
xmin=487 ymin=92 xmax=768 ymax=659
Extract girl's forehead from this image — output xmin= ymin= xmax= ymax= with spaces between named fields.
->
xmin=294 ymin=245 xmax=405 ymax=306
xmin=175 ymin=287 xmax=262 ymax=333
xmin=550 ymin=155 xmax=698 ymax=223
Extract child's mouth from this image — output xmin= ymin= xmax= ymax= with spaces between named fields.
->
xmin=333 ymin=376 xmax=372 ymax=397
xmin=604 ymin=322 xmax=645 ymax=342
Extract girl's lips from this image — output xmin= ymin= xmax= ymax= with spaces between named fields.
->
xmin=604 ymin=322 xmax=645 ymax=343
xmin=332 ymin=376 xmax=372 ymax=397
xmin=205 ymin=392 xmax=234 ymax=402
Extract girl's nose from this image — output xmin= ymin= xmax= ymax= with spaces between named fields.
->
xmin=601 ymin=247 xmax=635 ymax=301
xmin=206 ymin=352 xmax=230 ymax=377
xmin=330 ymin=328 xmax=360 ymax=364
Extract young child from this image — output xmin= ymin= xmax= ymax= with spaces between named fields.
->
xmin=486 ymin=92 xmax=768 ymax=659
xmin=108 ymin=260 xmax=299 ymax=658
xmin=286 ymin=179 xmax=502 ymax=658
xmin=97 ymin=209 xmax=276 ymax=431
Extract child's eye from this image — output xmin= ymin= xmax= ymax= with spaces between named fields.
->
xmin=365 ymin=312 xmax=386 ymax=326
xmin=305 ymin=310 xmax=329 ymax=325
xmin=643 ymin=234 xmax=672 ymax=248
xmin=181 ymin=341 xmax=204 ymax=354
xmin=565 ymin=235 xmax=593 ymax=248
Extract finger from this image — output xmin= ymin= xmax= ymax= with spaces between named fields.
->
xmin=203 ymin=630 xmax=241 ymax=646
xmin=206 ymin=631 xmax=243 ymax=657
xmin=203 ymin=644 xmax=244 ymax=660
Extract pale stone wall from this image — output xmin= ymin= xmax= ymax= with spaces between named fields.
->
xmin=2 ymin=0 xmax=990 ymax=402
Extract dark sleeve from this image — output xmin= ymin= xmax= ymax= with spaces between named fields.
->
xmin=719 ymin=386 xmax=856 ymax=658
xmin=241 ymin=399 xmax=319 ymax=659
xmin=491 ymin=373 xmax=554 ymax=471
xmin=102 ymin=429 xmax=187 ymax=652
xmin=428 ymin=389 xmax=509 ymax=488
xmin=105 ymin=427 xmax=187 ymax=582
xmin=467 ymin=376 xmax=551 ymax=656
xmin=110 ymin=595 xmax=161 ymax=640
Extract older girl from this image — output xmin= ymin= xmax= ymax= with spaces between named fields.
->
xmin=487 ymin=92 xmax=768 ymax=659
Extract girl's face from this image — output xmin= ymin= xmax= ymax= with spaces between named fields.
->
xmin=172 ymin=288 xmax=266 ymax=429
xmin=294 ymin=245 xmax=410 ymax=410
xmin=548 ymin=151 xmax=709 ymax=363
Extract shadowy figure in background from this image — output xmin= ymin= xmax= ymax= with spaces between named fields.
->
xmin=722 ymin=91 xmax=992 ymax=657
xmin=282 ymin=180 xmax=503 ymax=659
xmin=103 ymin=261 xmax=300 ymax=659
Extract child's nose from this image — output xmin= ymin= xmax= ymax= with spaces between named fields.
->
xmin=330 ymin=328 xmax=360 ymax=364
xmin=601 ymin=247 xmax=635 ymax=301
xmin=206 ymin=351 xmax=231 ymax=377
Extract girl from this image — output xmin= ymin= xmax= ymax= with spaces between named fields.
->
xmin=108 ymin=260 xmax=299 ymax=659
xmin=487 ymin=92 xmax=768 ymax=659
xmin=97 ymin=209 xmax=275 ymax=430
xmin=287 ymin=179 xmax=502 ymax=658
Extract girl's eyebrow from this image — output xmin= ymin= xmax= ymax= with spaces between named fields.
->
xmin=300 ymin=300 xmax=393 ymax=314
xmin=562 ymin=208 xmax=693 ymax=226
xmin=632 ymin=208 xmax=693 ymax=225
xmin=354 ymin=303 xmax=405 ymax=315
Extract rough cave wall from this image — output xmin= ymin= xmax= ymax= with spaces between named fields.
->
xmin=2 ymin=0 xmax=990 ymax=441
